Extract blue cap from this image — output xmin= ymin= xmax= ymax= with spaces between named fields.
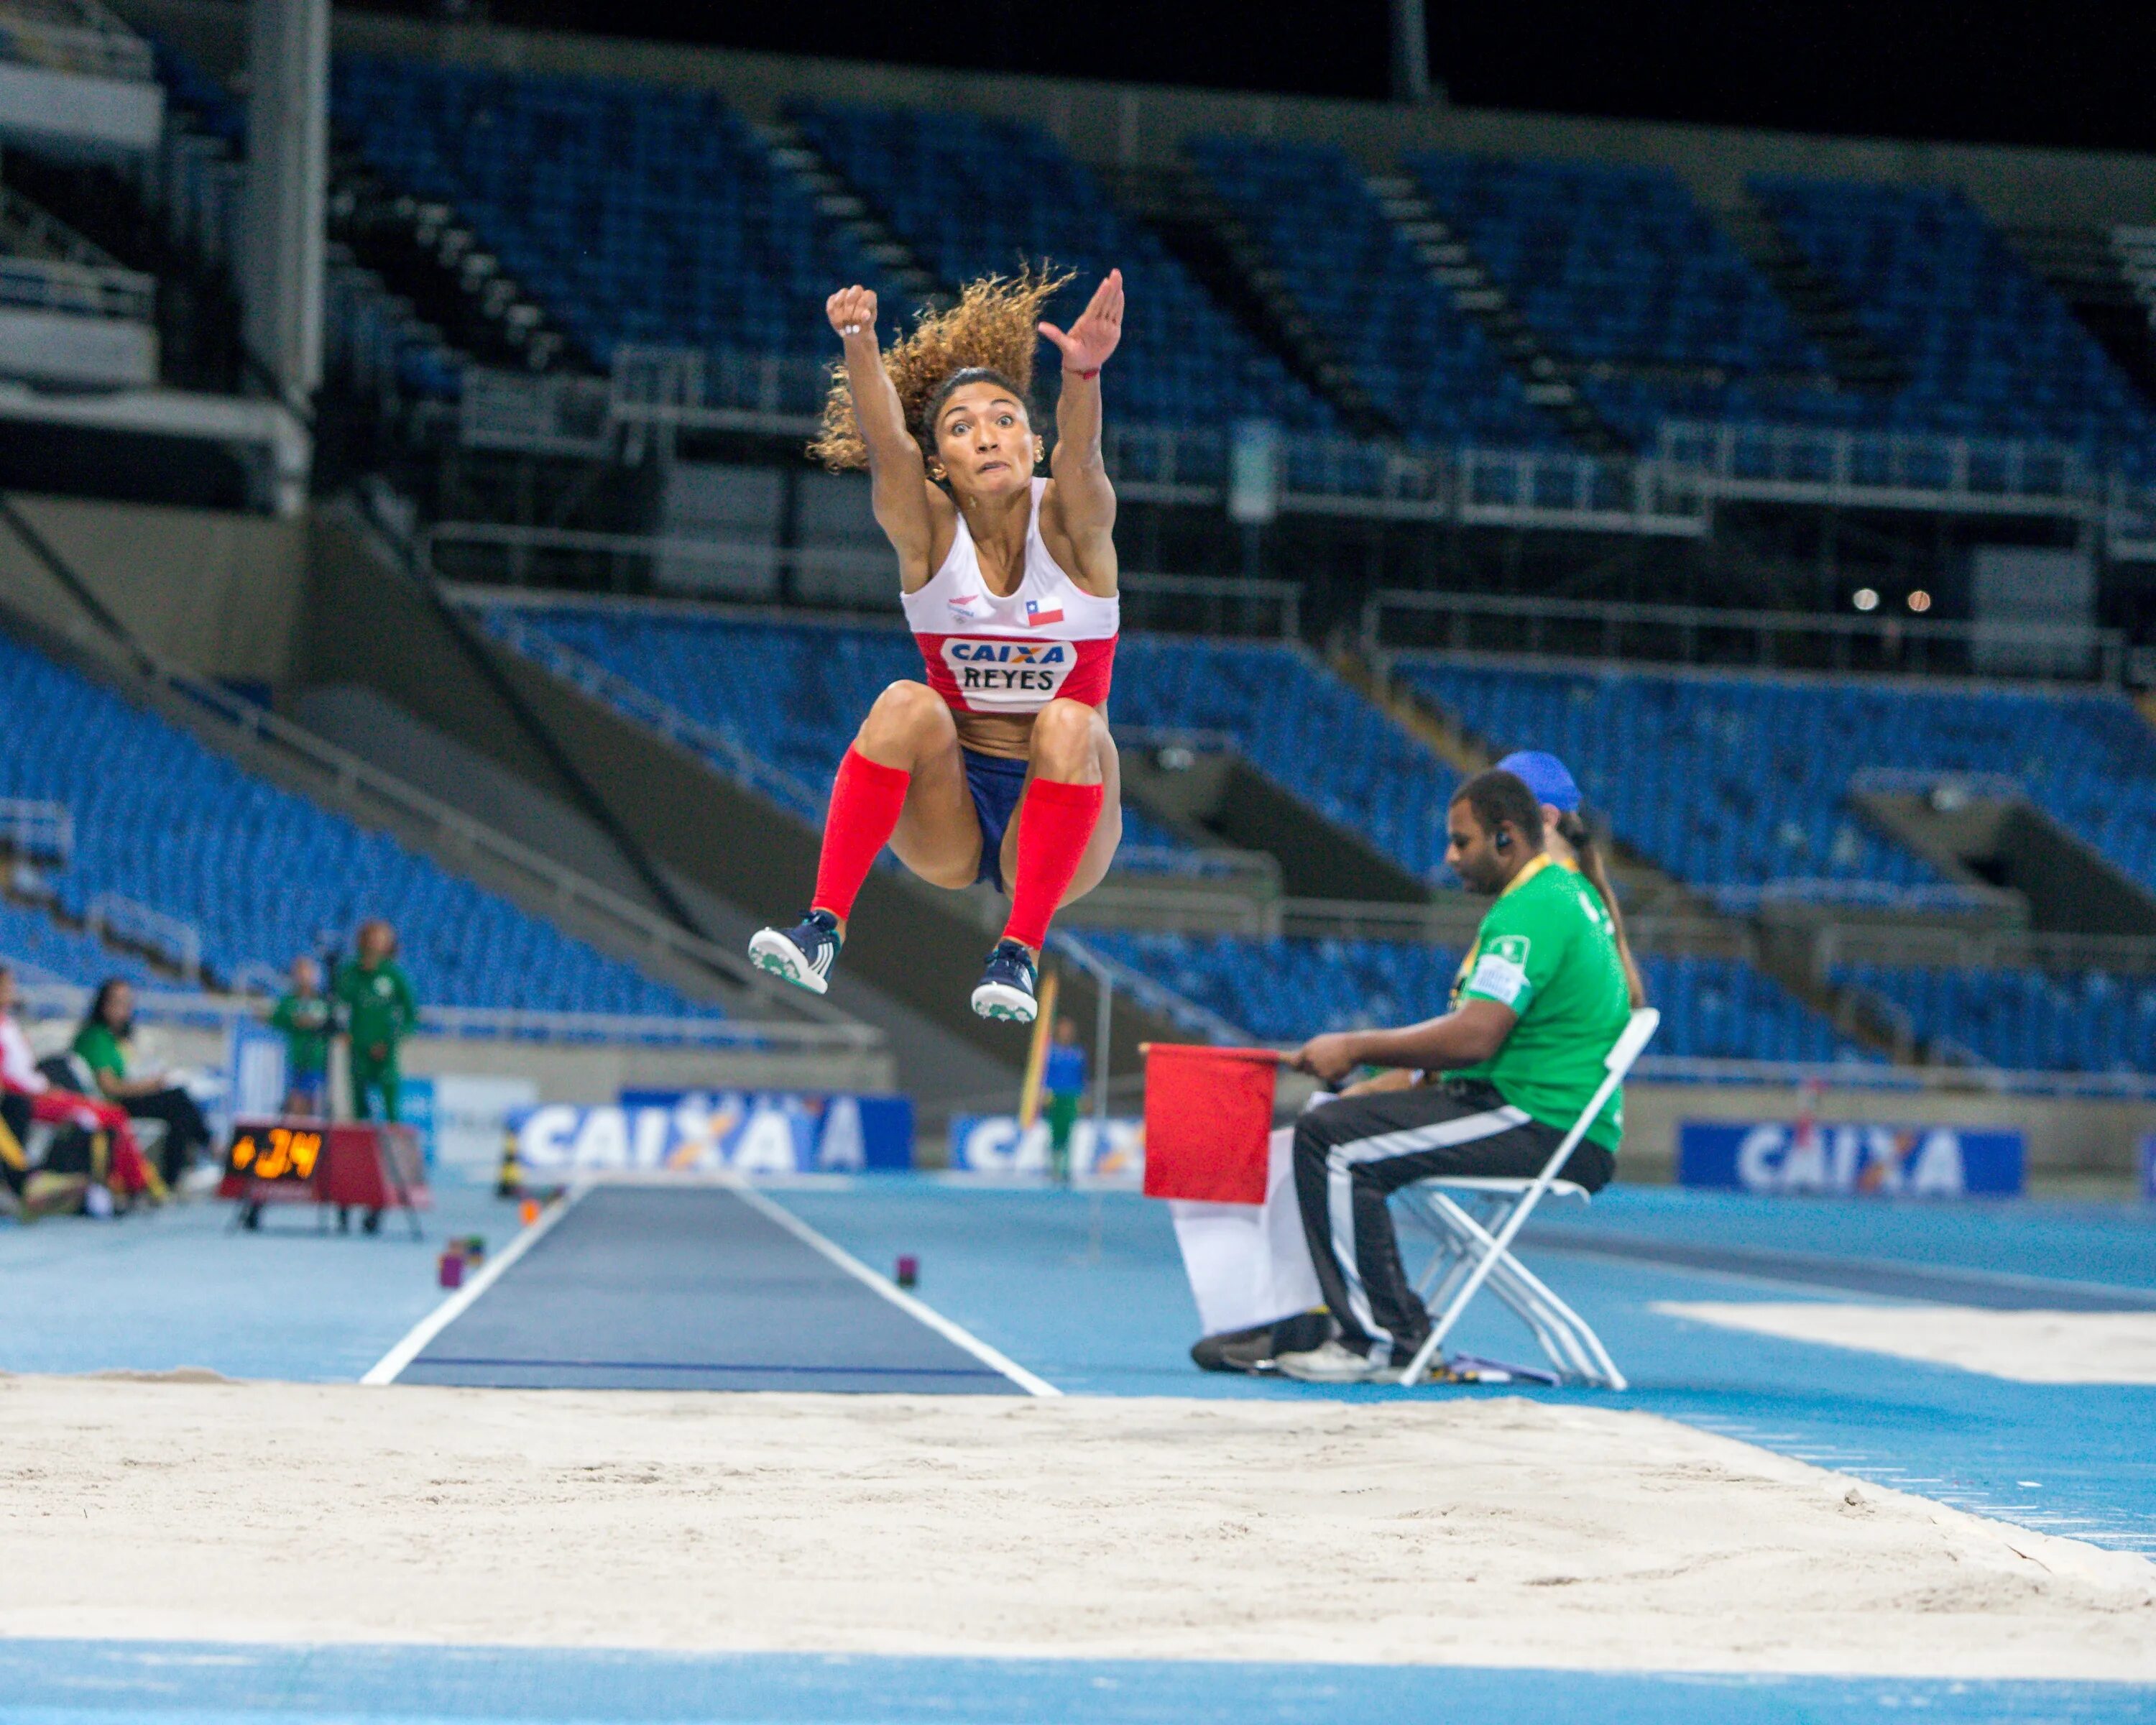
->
xmin=1494 ymin=750 xmax=1581 ymax=813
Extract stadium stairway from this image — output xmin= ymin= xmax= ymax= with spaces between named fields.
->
xmin=1358 ymin=168 xmax=1625 ymax=454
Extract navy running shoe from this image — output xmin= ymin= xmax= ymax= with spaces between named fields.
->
xmin=749 ymin=908 xmax=842 ymax=995
xmin=969 ymin=939 xmax=1039 ymax=1023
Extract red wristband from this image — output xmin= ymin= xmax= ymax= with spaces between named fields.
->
xmin=1066 ymin=367 xmax=1100 ymax=380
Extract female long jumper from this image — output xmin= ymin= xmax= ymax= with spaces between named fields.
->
xmin=750 ymin=268 xmax=1127 ymax=1024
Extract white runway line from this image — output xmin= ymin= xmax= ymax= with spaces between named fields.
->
xmin=359 ymin=1184 xmax=588 ymax=1386
xmin=725 ymin=1177 xmax=1061 ymax=1399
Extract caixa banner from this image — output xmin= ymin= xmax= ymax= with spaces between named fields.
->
xmin=948 ymin=1114 xmax=1144 ymax=1182
xmin=1678 ymin=1120 xmax=2024 ymax=1197
xmin=511 ymin=1091 xmax=913 ymax=1177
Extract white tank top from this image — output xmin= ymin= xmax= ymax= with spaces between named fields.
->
xmin=900 ymin=478 xmax=1119 ymax=714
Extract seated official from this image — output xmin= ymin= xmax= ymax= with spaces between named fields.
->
xmin=74 ymin=978 xmax=211 ymax=1184
xmin=1274 ymin=768 xmax=1632 ymax=1384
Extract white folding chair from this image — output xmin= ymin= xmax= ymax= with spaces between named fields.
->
xmin=1393 ymin=1008 xmax=1659 ymax=1390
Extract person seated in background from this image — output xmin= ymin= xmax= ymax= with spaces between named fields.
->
xmin=1 ymin=965 xmax=163 ymax=1208
xmin=270 ymin=956 xmax=331 ymax=1118
xmin=73 ymin=978 xmax=211 ymax=1187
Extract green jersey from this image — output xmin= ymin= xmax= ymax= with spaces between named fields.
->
xmin=73 ymin=1021 xmax=126 ymax=1083
xmin=335 ymin=958 xmax=418 ymax=1054
xmin=270 ymin=992 xmax=332 ymax=1075
xmin=1443 ymin=855 xmax=1632 ymax=1151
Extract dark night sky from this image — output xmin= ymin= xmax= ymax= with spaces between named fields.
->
xmin=351 ymin=1 xmax=2156 ymax=155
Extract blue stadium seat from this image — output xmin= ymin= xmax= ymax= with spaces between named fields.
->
xmin=0 ymin=633 xmax=717 ymax=1016
xmin=1838 ymin=962 xmax=2156 ymax=1075
xmin=788 ymin=103 xmax=1332 ymax=434
xmin=332 ymin=55 xmax=903 ymax=380
xmin=1393 ymin=657 xmax=2156 ymax=906
xmin=1187 ymin=137 xmax=1566 ymax=450
xmin=1753 ymin=179 xmax=2156 ymax=474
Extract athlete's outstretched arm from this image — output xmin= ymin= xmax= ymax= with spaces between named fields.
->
xmin=828 ymin=285 xmax=940 ymax=582
xmin=1039 ymin=269 xmax=1122 ymax=588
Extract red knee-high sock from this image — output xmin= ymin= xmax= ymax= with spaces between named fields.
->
xmin=812 ymin=748 xmax=911 ymax=922
xmin=1002 ymin=778 xmax=1105 ymax=952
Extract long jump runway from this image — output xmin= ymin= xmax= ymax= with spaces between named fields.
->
xmin=378 ymin=1183 xmax=1038 ymax=1394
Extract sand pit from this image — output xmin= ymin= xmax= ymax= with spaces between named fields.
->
xmin=0 ymin=1374 xmax=2149 ymax=1678
xmin=1657 ymin=1302 xmax=2156 ymax=1384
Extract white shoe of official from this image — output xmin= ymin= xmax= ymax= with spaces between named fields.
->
xmin=1275 ymin=1338 xmax=1393 ymax=1383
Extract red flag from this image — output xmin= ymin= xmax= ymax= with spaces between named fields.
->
xmin=1142 ymin=1045 xmax=1281 ymax=1205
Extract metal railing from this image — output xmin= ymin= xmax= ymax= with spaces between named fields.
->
xmin=433 ymin=525 xmax=1306 ymax=638
xmin=84 ymin=893 xmax=201 ymax=979
xmin=4 ymin=982 xmax=821 ymax=1050
xmin=1658 ymin=420 xmax=2088 ymax=513
xmin=1367 ymin=589 xmax=2132 ymax=684
xmin=1819 ymin=924 xmax=2156 ymax=978
xmin=448 ymin=351 xmax=2156 ymax=549
xmin=0 ymin=254 xmax=153 ymax=321
xmin=0 ymin=0 xmax=152 ymax=80
xmin=0 ymin=798 xmax=70 ymax=864
xmin=474 ymin=605 xmax=827 ymax=818
xmin=1628 ymin=1053 xmax=2156 ymax=1101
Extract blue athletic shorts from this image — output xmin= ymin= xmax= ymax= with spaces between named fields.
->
xmin=962 ymin=748 xmax=1031 ymax=893
xmin=286 ymin=1070 xmax=326 ymax=1110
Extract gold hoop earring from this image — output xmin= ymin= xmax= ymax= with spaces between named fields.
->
xmin=929 ymin=465 xmax=946 ymax=482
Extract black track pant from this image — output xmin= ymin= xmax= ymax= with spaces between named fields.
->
xmin=1291 ymin=1080 xmax=1612 ymax=1366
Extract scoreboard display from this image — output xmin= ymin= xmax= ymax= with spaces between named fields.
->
xmin=225 ymin=1123 xmax=326 ymax=1187
xmin=219 ymin=1118 xmax=430 ymax=1223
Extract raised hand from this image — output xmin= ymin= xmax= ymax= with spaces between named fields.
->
xmin=1038 ymin=268 xmax=1124 ymax=374
xmin=826 ymin=284 xmax=879 ymax=341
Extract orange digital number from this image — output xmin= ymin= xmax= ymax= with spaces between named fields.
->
xmin=289 ymin=1131 xmax=323 ymax=1179
xmin=231 ymin=1133 xmax=257 ymax=1171
xmin=254 ymin=1127 xmax=292 ymax=1181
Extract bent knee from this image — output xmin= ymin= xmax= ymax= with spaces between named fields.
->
xmin=862 ymin=680 xmax=952 ymax=741
xmin=1029 ymin=698 xmax=1103 ymax=760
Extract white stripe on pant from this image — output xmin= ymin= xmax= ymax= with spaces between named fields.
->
xmin=1319 ymin=1104 xmax=1531 ymax=1359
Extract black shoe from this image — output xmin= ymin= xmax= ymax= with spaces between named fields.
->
xmin=362 ymin=1208 xmax=382 ymax=1235
xmin=969 ymin=939 xmax=1039 ymax=1023
xmin=749 ymin=908 xmax=842 ymax=995
xmin=1192 ymin=1312 xmax=1335 ymax=1375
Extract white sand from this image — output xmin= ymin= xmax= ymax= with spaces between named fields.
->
xmin=1657 ymin=1302 xmax=2156 ymax=1384
xmin=1 ymin=1376 xmax=2150 ymax=1675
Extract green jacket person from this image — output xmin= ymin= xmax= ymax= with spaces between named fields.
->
xmin=1273 ymin=768 xmax=1631 ymax=1384
xmin=334 ymin=921 xmax=418 ymax=1122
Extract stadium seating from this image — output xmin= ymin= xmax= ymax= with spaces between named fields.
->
xmin=1085 ymin=930 xmax=1864 ymax=1061
xmin=331 ymin=55 xmax=903 ymax=377
xmin=1838 ymin=962 xmax=2156 ymax=1075
xmin=1405 ymin=154 xmax=1862 ymax=446
xmin=787 ymin=104 xmax=1332 ymax=433
xmin=0 ymin=632 xmax=716 ymax=1016
xmin=1392 ymin=657 xmax=2156 ymax=906
xmin=1187 ymin=137 xmax=1566 ymax=449
xmin=1753 ymin=179 xmax=2156 ymax=472
xmin=0 ymin=896 xmax=153 ymax=989
xmin=484 ymin=606 xmax=1459 ymax=880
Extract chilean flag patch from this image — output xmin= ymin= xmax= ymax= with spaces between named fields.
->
xmin=1025 ymin=598 xmax=1065 ymax=627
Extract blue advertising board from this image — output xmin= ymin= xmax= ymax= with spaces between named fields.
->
xmin=509 ymin=1090 xmax=913 ymax=1177
xmin=947 ymin=1113 xmax=1143 ymax=1182
xmin=1678 ymin=1120 xmax=2024 ymax=1197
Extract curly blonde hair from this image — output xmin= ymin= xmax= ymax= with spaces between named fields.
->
xmin=808 ymin=267 xmax=1074 ymax=473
